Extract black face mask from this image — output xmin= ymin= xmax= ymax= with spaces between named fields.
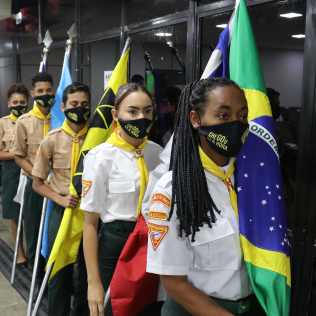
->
xmin=118 ymin=118 xmax=152 ymax=139
xmin=34 ymin=94 xmax=55 ymax=108
xmin=10 ymin=105 xmax=28 ymax=117
xmin=198 ymin=121 xmax=249 ymax=157
xmin=64 ymin=107 xmax=91 ymax=125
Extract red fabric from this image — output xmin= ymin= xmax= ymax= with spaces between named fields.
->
xmin=110 ymin=216 xmax=159 ymax=316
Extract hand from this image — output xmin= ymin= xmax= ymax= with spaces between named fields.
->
xmin=58 ymin=195 xmax=79 ymax=209
xmin=88 ymin=281 xmax=105 ymax=316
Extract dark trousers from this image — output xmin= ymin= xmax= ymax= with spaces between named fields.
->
xmin=161 ymin=295 xmax=266 ymax=316
xmin=98 ymin=220 xmax=136 ymax=316
xmin=23 ymin=177 xmax=43 ymax=265
xmin=1 ymin=160 xmax=20 ymax=221
xmin=47 ymin=202 xmax=89 ymax=316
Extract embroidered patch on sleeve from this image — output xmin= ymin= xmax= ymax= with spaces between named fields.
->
xmin=82 ymin=180 xmax=92 ymax=197
xmin=151 ymin=193 xmax=171 ymax=208
xmin=148 ymin=223 xmax=169 ymax=251
xmin=148 ymin=210 xmax=168 ymax=221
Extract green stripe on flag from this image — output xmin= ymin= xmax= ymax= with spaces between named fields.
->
xmin=246 ymin=263 xmax=291 ymax=316
xmin=230 ymin=0 xmax=266 ymax=94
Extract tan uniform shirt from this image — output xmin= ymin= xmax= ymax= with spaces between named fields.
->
xmin=13 ymin=112 xmax=50 ymax=171
xmin=32 ymin=128 xmax=85 ymax=196
xmin=0 ymin=115 xmax=17 ymax=153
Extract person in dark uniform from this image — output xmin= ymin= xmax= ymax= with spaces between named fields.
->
xmin=0 ymin=83 xmax=29 ymax=266
xmin=32 ymin=82 xmax=91 ymax=316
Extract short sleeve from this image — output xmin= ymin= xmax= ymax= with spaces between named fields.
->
xmin=80 ymin=151 xmax=108 ymax=214
xmin=32 ymin=136 xmax=52 ymax=180
xmin=13 ymin=119 xmax=27 ymax=157
xmin=145 ymin=174 xmax=192 ymax=276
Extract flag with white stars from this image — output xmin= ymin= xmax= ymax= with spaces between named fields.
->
xmin=202 ymin=0 xmax=290 ymax=315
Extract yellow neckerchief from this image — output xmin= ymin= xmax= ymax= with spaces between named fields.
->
xmin=61 ymin=120 xmax=89 ymax=177
xmin=9 ymin=113 xmax=18 ymax=122
xmin=199 ymin=146 xmax=238 ymax=217
xmin=107 ymin=129 xmax=149 ymax=216
xmin=30 ymin=104 xmax=51 ymax=136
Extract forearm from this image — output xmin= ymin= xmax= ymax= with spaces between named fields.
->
xmin=14 ymin=155 xmax=33 ymax=175
xmin=83 ymin=218 xmax=102 ymax=285
xmin=32 ymin=178 xmax=63 ymax=206
xmin=161 ymin=276 xmax=233 ymax=316
xmin=0 ymin=150 xmax=15 ymax=160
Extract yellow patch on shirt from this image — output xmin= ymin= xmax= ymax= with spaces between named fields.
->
xmin=151 ymin=193 xmax=171 ymax=208
xmin=82 ymin=180 xmax=92 ymax=197
xmin=148 ymin=211 xmax=168 ymax=221
xmin=148 ymin=223 xmax=168 ymax=251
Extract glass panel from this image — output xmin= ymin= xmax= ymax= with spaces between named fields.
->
xmin=88 ymin=38 xmax=121 ymax=108
xmin=130 ymin=23 xmax=187 ymax=146
xmin=80 ymin=0 xmax=122 ymax=40
xmin=199 ymin=0 xmax=306 ymax=229
xmin=126 ymin=0 xmax=188 ymax=24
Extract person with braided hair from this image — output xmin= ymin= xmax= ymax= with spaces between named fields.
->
xmin=145 ymin=78 xmax=265 ymax=316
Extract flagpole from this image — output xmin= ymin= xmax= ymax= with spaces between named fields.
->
xmin=26 ymin=197 xmax=48 ymax=316
xmin=10 ymin=30 xmax=53 ymax=285
xmin=31 ymin=264 xmax=53 ymax=316
xmin=103 ymin=287 xmax=110 ymax=307
xmin=29 ymin=25 xmax=76 ymax=315
xmin=10 ymin=188 xmax=25 ymax=284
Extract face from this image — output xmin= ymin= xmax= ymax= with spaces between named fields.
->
xmin=8 ymin=93 xmax=28 ymax=109
xmin=62 ymin=91 xmax=90 ymax=112
xmin=112 ymin=91 xmax=154 ymax=122
xmin=32 ymin=81 xmax=54 ymax=97
xmin=190 ymin=85 xmax=248 ymax=128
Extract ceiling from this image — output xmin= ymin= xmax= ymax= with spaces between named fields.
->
xmin=0 ymin=0 xmax=307 ymax=57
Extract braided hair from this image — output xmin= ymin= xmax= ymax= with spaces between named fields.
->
xmin=169 ymin=77 xmax=244 ymax=241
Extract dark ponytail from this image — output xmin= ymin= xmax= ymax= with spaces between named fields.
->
xmin=169 ymin=77 xmax=244 ymax=241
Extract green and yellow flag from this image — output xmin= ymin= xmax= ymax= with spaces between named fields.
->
xmin=47 ymin=38 xmax=131 ymax=278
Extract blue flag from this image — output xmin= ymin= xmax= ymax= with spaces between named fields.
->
xmin=41 ymin=48 xmax=72 ymax=259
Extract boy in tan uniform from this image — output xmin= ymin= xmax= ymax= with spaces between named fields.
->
xmin=0 ymin=83 xmax=29 ymax=265
xmin=32 ymin=82 xmax=90 ymax=316
xmin=13 ymin=72 xmax=55 ymax=265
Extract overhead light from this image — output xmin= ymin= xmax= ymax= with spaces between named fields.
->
xmin=216 ymin=24 xmax=228 ymax=29
xmin=153 ymin=19 xmax=166 ymax=25
xmin=280 ymin=12 xmax=302 ymax=19
xmin=291 ymin=34 xmax=305 ymax=39
xmin=155 ymin=32 xmax=172 ymax=37
xmin=166 ymin=40 xmax=173 ymax=47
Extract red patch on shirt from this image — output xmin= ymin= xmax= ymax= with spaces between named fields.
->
xmin=148 ymin=223 xmax=169 ymax=251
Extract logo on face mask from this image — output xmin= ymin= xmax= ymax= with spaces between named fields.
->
xmin=118 ymin=118 xmax=152 ymax=139
xmin=199 ymin=121 xmax=249 ymax=157
xmin=10 ymin=105 xmax=28 ymax=117
xmin=34 ymin=94 xmax=55 ymax=108
xmin=64 ymin=107 xmax=91 ymax=125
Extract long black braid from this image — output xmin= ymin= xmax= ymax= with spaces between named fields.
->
xmin=169 ymin=77 xmax=244 ymax=241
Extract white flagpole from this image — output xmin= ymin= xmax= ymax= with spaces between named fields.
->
xmin=26 ymin=197 xmax=48 ymax=316
xmin=30 ymin=264 xmax=53 ymax=316
xmin=29 ymin=24 xmax=76 ymax=316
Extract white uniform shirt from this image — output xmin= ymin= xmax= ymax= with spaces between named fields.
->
xmin=80 ymin=140 xmax=162 ymax=223
xmin=145 ymin=170 xmax=252 ymax=301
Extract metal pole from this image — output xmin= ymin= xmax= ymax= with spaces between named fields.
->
xmin=10 ymin=192 xmax=25 ymax=284
xmin=31 ymin=264 xmax=53 ymax=316
xmin=27 ymin=197 xmax=48 ymax=316
xmin=103 ymin=287 xmax=110 ymax=307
